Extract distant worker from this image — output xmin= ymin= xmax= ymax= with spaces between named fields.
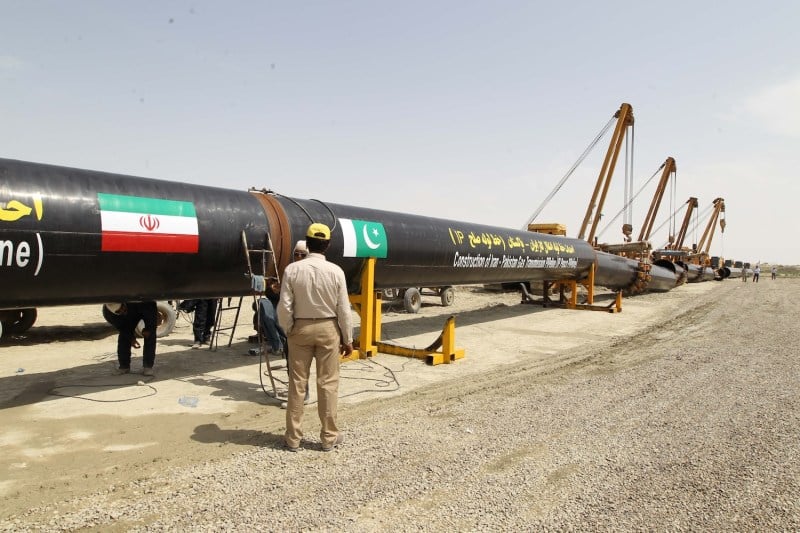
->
xmin=278 ymin=223 xmax=353 ymax=452
xmin=191 ymin=299 xmax=218 ymax=349
xmin=753 ymin=265 xmax=761 ymax=283
xmin=771 ymin=266 xmax=777 ymax=280
xmin=107 ymin=301 xmax=158 ymax=376
xmin=742 ymin=267 xmax=748 ymax=282
xmin=293 ymin=239 xmax=308 ymax=260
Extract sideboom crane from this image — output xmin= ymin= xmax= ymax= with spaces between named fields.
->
xmin=668 ymin=196 xmax=699 ymax=252
xmin=692 ymin=197 xmax=725 ymax=265
xmin=637 ymin=157 xmax=677 ymax=243
xmin=578 ymin=102 xmax=635 ymax=244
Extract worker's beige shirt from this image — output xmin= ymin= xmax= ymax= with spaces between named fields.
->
xmin=277 ymin=253 xmax=353 ymax=344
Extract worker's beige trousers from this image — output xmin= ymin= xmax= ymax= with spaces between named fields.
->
xmin=284 ymin=318 xmax=341 ymax=449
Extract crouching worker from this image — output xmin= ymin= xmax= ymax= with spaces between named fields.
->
xmin=249 ymin=240 xmax=308 ymax=357
xmin=106 ymin=301 xmax=158 ymax=376
xmin=250 ymin=277 xmax=287 ymax=356
xmin=278 ymin=223 xmax=353 ymax=452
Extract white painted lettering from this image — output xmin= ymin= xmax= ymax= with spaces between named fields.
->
xmin=0 ymin=240 xmax=15 ymax=266
xmin=0 ymin=238 xmax=42 ymax=273
xmin=16 ymin=241 xmax=30 ymax=267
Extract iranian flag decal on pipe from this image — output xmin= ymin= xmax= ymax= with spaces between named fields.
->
xmin=340 ymin=218 xmax=388 ymax=258
xmin=98 ymin=193 xmax=199 ymax=253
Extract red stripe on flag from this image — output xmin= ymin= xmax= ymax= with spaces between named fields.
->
xmin=102 ymin=231 xmax=199 ymax=253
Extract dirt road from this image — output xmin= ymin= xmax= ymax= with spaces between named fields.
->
xmin=1 ymin=279 xmax=798 ymax=530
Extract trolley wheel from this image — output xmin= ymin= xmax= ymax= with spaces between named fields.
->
xmin=1 ymin=308 xmax=38 ymax=334
xmin=382 ymin=288 xmax=400 ymax=300
xmin=403 ymin=288 xmax=422 ymax=314
xmin=135 ymin=301 xmax=177 ymax=338
xmin=440 ymin=286 xmax=455 ymax=307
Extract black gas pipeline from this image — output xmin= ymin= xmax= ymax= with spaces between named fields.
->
xmin=655 ymin=259 xmax=687 ymax=288
xmin=718 ymin=266 xmax=743 ymax=279
xmin=1 ymin=157 xmax=677 ymax=309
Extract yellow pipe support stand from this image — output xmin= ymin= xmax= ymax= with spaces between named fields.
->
xmin=345 ymin=257 xmax=380 ymax=362
xmin=377 ymin=316 xmax=465 ymax=366
xmin=345 ymin=256 xmax=465 ymax=365
xmin=569 ymin=263 xmax=621 ymax=313
xmin=530 ymin=263 xmax=622 ymax=313
xmin=570 ymin=263 xmax=622 ymax=313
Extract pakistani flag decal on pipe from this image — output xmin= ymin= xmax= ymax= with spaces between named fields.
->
xmin=98 ymin=193 xmax=199 ymax=253
xmin=340 ymin=218 xmax=388 ymax=258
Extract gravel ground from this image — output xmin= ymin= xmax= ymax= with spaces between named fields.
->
xmin=2 ymin=279 xmax=798 ymax=531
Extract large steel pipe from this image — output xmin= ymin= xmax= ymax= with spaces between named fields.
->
xmin=700 ymin=266 xmax=716 ymax=282
xmin=272 ymin=197 xmax=681 ymax=295
xmin=655 ymin=259 xmax=686 ymax=287
xmin=720 ymin=266 xmax=743 ymax=279
xmin=681 ymin=263 xmax=716 ymax=283
xmin=268 ymin=196 xmax=597 ymax=291
xmin=681 ymin=263 xmax=704 ymax=283
xmin=1 ymin=158 xmax=269 ymax=306
xmin=1 ymin=158 xmax=676 ymax=309
xmin=646 ymin=262 xmax=679 ymax=292
xmin=592 ymin=252 xmax=675 ymax=293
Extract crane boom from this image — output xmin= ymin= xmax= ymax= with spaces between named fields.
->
xmin=637 ymin=157 xmax=676 ymax=242
xmin=670 ymin=196 xmax=699 ymax=251
xmin=695 ymin=197 xmax=725 ymax=257
xmin=578 ymin=103 xmax=635 ymax=243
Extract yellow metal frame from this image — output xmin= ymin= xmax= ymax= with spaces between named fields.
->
xmin=346 ymin=257 xmax=465 ymax=365
xmin=377 ymin=316 xmax=465 ymax=366
xmin=527 ymin=263 xmax=622 ymax=313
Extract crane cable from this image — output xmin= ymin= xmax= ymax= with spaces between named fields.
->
xmin=652 ymin=200 xmax=707 ymax=249
xmin=719 ymin=204 xmax=726 ymax=259
xmin=596 ymin=163 xmax=661 ymax=240
xmin=669 ymin=168 xmax=677 ymax=244
xmin=623 ymin=126 xmax=635 ymax=227
xmin=522 ymin=114 xmax=617 ymax=229
xmin=692 ymin=203 xmax=707 ymax=249
xmin=659 ymin=202 xmax=713 ymax=250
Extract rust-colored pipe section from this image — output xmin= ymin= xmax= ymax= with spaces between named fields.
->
xmin=248 ymin=190 xmax=293 ymax=278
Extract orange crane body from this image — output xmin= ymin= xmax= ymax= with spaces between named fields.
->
xmin=694 ymin=197 xmax=725 ymax=263
xmin=669 ymin=196 xmax=699 ymax=251
xmin=578 ymin=103 xmax=634 ymax=244
xmin=637 ymin=157 xmax=676 ymax=242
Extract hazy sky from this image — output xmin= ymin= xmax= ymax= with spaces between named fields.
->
xmin=2 ymin=1 xmax=798 ymax=264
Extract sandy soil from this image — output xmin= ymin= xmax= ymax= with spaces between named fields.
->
xmin=0 ymin=278 xmax=796 ymax=529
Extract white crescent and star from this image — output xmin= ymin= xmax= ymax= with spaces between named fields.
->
xmin=362 ymin=225 xmax=381 ymax=249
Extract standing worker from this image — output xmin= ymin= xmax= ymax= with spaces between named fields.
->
xmin=771 ymin=266 xmax=777 ymax=280
xmin=753 ymin=264 xmax=761 ymax=283
xmin=191 ymin=299 xmax=218 ymax=349
xmin=278 ymin=223 xmax=353 ymax=452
